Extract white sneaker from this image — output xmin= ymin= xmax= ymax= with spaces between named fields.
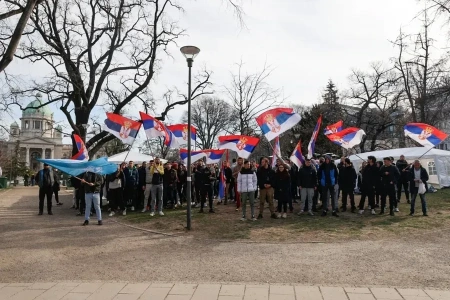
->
xmin=131 ymin=206 xmax=135 ymax=211
xmin=395 ymin=208 xmax=400 ymax=212
xmin=251 ymin=216 xmax=257 ymax=221
xmin=240 ymin=217 xmax=246 ymax=221
xmin=149 ymin=212 xmax=155 ymax=217
xmin=177 ymin=201 xmax=181 ymax=206
xmin=371 ymin=209 xmax=376 ymax=215
xmin=359 ymin=210 xmax=364 ymax=215
xmin=109 ymin=211 xmax=115 ymax=217
xmin=141 ymin=208 xmax=147 ymax=213
xmin=282 ymin=213 xmax=287 ymax=219
xmin=122 ymin=209 xmax=127 ymax=216
xmin=159 ymin=211 xmax=165 ymax=216
xmin=297 ymin=210 xmax=304 ymax=216
xmin=277 ymin=213 xmax=282 ymax=219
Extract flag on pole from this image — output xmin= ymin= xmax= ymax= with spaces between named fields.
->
xmin=71 ymin=134 xmax=89 ymax=161
xmin=404 ymin=123 xmax=448 ymax=147
xmin=271 ymin=136 xmax=281 ymax=168
xmin=179 ymin=149 xmax=207 ymax=164
xmin=324 ymin=120 xmax=343 ymax=135
xmin=104 ymin=113 xmax=141 ymax=145
xmin=204 ymin=149 xmax=226 ymax=164
xmin=218 ymin=135 xmax=260 ymax=159
xmin=139 ymin=112 xmax=179 ymax=148
xmin=290 ymin=140 xmax=305 ymax=168
xmin=256 ymin=108 xmax=302 ymax=141
xmin=307 ymin=115 xmax=322 ymax=159
xmin=166 ymin=124 xmax=197 ymax=146
xmin=326 ymin=127 xmax=366 ymax=149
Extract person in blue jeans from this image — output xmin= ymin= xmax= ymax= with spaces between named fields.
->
xmin=81 ymin=171 xmax=103 ymax=226
xmin=408 ymin=160 xmax=429 ymax=217
xmin=318 ymin=155 xmax=339 ymax=217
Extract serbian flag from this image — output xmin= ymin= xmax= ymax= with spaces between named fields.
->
xmin=139 ymin=112 xmax=178 ymax=148
xmin=256 ymin=108 xmax=302 ymax=141
xmin=307 ymin=115 xmax=322 ymax=159
xmin=290 ymin=140 xmax=305 ymax=168
xmin=180 ymin=149 xmax=207 ymax=164
xmin=104 ymin=113 xmax=141 ymax=145
xmin=324 ymin=120 xmax=343 ymax=135
xmin=404 ymin=123 xmax=448 ymax=147
xmin=218 ymin=135 xmax=259 ymax=159
xmin=327 ymin=127 xmax=366 ymax=149
xmin=204 ymin=149 xmax=226 ymax=164
xmin=271 ymin=137 xmax=281 ymax=168
xmin=71 ymin=134 xmax=89 ymax=161
xmin=167 ymin=124 xmax=197 ymax=146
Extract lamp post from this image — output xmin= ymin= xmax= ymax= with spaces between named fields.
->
xmin=180 ymin=45 xmax=200 ymax=230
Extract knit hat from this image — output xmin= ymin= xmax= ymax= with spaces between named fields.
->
xmin=325 ymin=155 xmax=331 ymax=160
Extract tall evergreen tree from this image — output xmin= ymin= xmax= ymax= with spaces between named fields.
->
xmin=322 ymin=80 xmax=340 ymax=105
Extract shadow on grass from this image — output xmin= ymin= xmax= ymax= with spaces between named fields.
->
xmin=121 ymin=190 xmax=450 ymax=242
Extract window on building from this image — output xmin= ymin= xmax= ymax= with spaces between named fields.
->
xmin=428 ymin=161 xmax=437 ymax=176
xmin=25 ymin=121 xmax=29 ymax=129
xmin=33 ymin=121 xmax=41 ymax=129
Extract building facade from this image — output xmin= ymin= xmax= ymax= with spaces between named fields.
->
xmin=0 ymin=94 xmax=72 ymax=171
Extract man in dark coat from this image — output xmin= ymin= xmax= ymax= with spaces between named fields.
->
xmin=396 ymin=155 xmax=410 ymax=204
xmin=358 ymin=156 xmax=379 ymax=215
xmin=340 ymin=158 xmax=357 ymax=213
xmin=380 ymin=157 xmax=401 ymax=216
xmin=36 ymin=163 xmax=56 ymax=215
xmin=408 ymin=160 xmax=429 ymax=216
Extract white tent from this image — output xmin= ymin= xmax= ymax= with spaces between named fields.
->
xmin=107 ymin=151 xmax=167 ymax=164
xmin=348 ymin=147 xmax=450 ymax=187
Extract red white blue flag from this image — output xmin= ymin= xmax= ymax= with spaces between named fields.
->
xmin=404 ymin=123 xmax=448 ymax=148
xmin=218 ymin=164 xmax=226 ymax=200
xmin=104 ymin=113 xmax=141 ymax=145
xmin=166 ymin=124 xmax=197 ymax=146
xmin=326 ymin=127 xmax=365 ymax=149
xmin=71 ymin=134 xmax=89 ymax=161
xmin=256 ymin=108 xmax=302 ymax=141
xmin=204 ymin=149 xmax=226 ymax=164
xmin=271 ymin=137 xmax=281 ymax=168
xmin=324 ymin=120 xmax=343 ymax=135
xmin=139 ymin=112 xmax=178 ymax=148
xmin=179 ymin=149 xmax=207 ymax=164
xmin=307 ymin=115 xmax=322 ymax=159
xmin=218 ymin=135 xmax=260 ymax=159
xmin=290 ymin=140 xmax=305 ymax=168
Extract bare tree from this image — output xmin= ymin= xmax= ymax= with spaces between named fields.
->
xmin=225 ymin=61 xmax=283 ymax=135
xmin=182 ymin=96 xmax=237 ymax=150
xmin=343 ymin=63 xmax=403 ymax=152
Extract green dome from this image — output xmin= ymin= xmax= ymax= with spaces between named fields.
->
xmin=23 ymin=96 xmax=53 ymax=118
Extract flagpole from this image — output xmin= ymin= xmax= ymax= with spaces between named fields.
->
xmin=417 ymin=147 xmax=434 ymax=160
xmin=122 ymin=122 xmax=142 ymax=164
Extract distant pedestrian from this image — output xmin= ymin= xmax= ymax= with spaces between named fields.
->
xmin=35 ymin=163 xmax=56 ymax=215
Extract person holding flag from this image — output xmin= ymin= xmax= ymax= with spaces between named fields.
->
xmin=256 ymin=157 xmax=277 ymax=219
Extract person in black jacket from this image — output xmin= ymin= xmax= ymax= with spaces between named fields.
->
xmin=52 ymin=169 xmax=63 ymax=206
xmin=408 ymin=160 xmax=429 ymax=216
xmin=337 ymin=157 xmax=346 ymax=208
xmin=396 ymin=155 xmax=411 ymax=204
xmin=163 ymin=163 xmax=178 ymax=209
xmin=223 ymin=162 xmax=233 ymax=205
xmin=196 ymin=161 xmax=215 ymax=213
xmin=340 ymin=158 xmax=357 ymax=213
xmin=106 ymin=165 xmax=126 ymax=216
xmin=138 ymin=162 xmax=148 ymax=211
xmin=256 ymin=158 xmax=277 ymax=219
xmin=289 ymin=162 xmax=299 ymax=202
xmin=177 ymin=164 xmax=187 ymax=206
xmin=317 ymin=156 xmax=339 ymax=217
xmin=123 ymin=161 xmax=139 ymax=211
xmin=375 ymin=161 xmax=383 ymax=207
xmin=297 ymin=159 xmax=317 ymax=216
xmin=379 ymin=157 xmax=400 ymax=215
xmin=358 ymin=156 xmax=379 ymax=215
xmin=274 ymin=164 xmax=291 ymax=219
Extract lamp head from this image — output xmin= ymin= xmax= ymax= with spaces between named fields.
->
xmin=180 ymin=46 xmax=200 ymax=61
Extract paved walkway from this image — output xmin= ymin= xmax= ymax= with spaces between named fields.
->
xmin=0 ymin=282 xmax=449 ymax=300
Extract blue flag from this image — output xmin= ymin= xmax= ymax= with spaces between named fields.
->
xmin=38 ymin=157 xmax=118 ymax=176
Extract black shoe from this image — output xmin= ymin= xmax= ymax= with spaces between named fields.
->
xmin=83 ymin=220 xmax=89 ymax=226
xmin=312 ymin=208 xmax=318 ymax=212
xmin=375 ymin=204 xmax=380 ymax=208
xmin=57 ymin=202 xmax=63 ymax=206
xmin=423 ymin=213 xmax=428 ymax=216
xmin=409 ymin=213 xmax=414 ymax=216
xmin=71 ymin=205 xmax=76 ymax=209
xmin=98 ymin=220 xmax=103 ymax=225
xmin=293 ymin=200 xmax=299 ymax=204
xmin=407 ymin=200 xmax=411 ymax=204
xmin=38 ymin=212 xmax=43 ymax=215
xmin=390 ymin=210 xmax=395 ymax=216
xmin=351 ymin=207 xmax=356 ymax=213
xmin=289 ymin=208 xmax=294 ymax=213
xmin=270 ymin=213 xmax=278 ymax=219
xmin=257 ymin=214 xmax=263 ymax=219
xmin=342 ymin=207 xmax=347 ymax=212
xmin=209 ymin=209 xmax=215 ymax=213
xmin=217 ymin=201 xmax=222 ymax=205
xmin=48 ymin=211 xmax=53 ymax=215
xmin=321 ymin=211 xmax=327 ymax=217
xmin=332 ymin=211 xmax=339 ymax=217
xmin=199 ymin=209 xmax=204 ymax=213
xmin=379 ymin=210 xmax=385 ymax=215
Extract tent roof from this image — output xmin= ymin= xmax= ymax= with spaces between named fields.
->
xmin=107 ymin=151 xmax=167 ymax=164
xmin=348 ymin=147 xmax=450 ymax=162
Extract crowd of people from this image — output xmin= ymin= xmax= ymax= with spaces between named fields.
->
xmin=35 ymin=153 xmax=431 ymax=225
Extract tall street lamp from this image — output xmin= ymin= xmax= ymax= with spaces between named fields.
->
xmin=180 ymin=45 xmax=200 ymax=230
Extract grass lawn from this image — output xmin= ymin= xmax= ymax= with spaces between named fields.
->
xmin=122 ymin=189 xmax=450 ymax=242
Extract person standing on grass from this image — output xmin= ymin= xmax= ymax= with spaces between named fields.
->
xmin=197 ymin=160 xmax=215 ymax=213
xmin=297 ymin=158 xmax=317 ymax=216
xmin=107 ymin=165 xmax=126 ymax=217
xmin=150 ymin=157 xmax=165 ymax=216
xmin=318 ymin=155 xmax=339 ymax=217
xmin=232 ymin=157 xmax=244 ymax=211
xmin=36 ymin=163 xmax=55 ymax=215
xmin=274 ymin=164 xmax=291 ymax=219
xmin=237 ymin=160 xmax=258 ymax=221
xmin=408 ymin=160 xmax=429 ymax=217
xmin=358 ymin=156 xmax=378 ymax=215
xmin=396 ymin=155 xmax=411 ymax=204
xmin=340 ymin=158 xmax=357 ymax=213
xmin=379 ymin=157 xmax=400 ymax=216
xmin=82 ymin=171 xmax=103 ymax=226
xmin=177 ymin=164 xmax=187 ymax=207
xmin=123 ymin=161 xmax=139 ymax=212
xmin=138 ymin=162 xmax=148 ymax=212
xmin=256 ymin=158 xmax=277 ymax=219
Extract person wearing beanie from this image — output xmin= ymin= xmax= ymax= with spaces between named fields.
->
xmin=317 ymin=155 xmax=339 ymax=217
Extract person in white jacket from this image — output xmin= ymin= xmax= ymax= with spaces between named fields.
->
xmin=237 ymin=160 xmax=258 ymax=221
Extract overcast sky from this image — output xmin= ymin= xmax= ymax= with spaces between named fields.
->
xmin=2 ymin=0 xmax=443 ymax=146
